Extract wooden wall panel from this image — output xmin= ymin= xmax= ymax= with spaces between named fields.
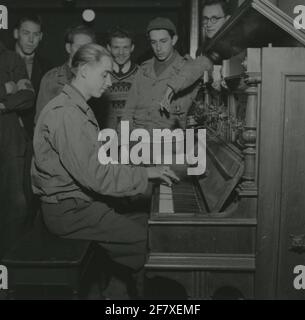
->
xmin=277 ymin=74 xmax=305 ymax=299
xmin=256 ymin=48 xmax=305 ymax=299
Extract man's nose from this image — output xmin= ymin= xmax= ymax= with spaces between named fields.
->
xmin=28 ymin=34 xmax=34 ymax=43
xmin=206 ymin=19 xmax=213 ymax=27
xmin=156 ymin=42 xmax=161 ymax=51
xmin=118 ymin=48 xmax=124 ymax=55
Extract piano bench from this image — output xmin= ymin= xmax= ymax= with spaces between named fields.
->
xmin=2 ymin=216 xmax=95 ymax=299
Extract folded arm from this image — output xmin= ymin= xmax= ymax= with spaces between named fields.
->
xmin=0 ymin=54 xmax=34 ymax=113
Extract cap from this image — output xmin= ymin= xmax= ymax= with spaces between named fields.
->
xmin=146 ymin=17 xmax=177 ymax=35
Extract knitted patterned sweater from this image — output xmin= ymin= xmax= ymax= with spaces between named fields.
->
xmin=99 ymin=62 xmax=138 ymax=130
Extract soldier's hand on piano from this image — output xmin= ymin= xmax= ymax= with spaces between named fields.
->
xmin=146 ymin=166 xmax=180 ymax=187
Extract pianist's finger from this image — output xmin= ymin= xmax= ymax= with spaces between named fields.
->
xmin=160 ymin=174 xmax=173 ymax=187
xmin=163 ymin=169 xmax=180 ymax=183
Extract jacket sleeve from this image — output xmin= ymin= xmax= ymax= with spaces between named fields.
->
xmin=167 ymin=56 xmax=213 ymax=93
xmin=0 ymin=54 xmax=35 ymax=112
xmin=53 ymin=107 xmax=148 ymax=198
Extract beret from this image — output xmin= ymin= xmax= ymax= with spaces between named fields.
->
xmin=146 ymin=17 xmax=177 ymax=34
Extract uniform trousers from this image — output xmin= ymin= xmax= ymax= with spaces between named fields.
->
xmin=41 ymin=198 xmax=148 ymax=272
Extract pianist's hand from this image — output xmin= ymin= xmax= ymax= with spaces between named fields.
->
xmin=146 ymin=166 xmax=179 ymax=187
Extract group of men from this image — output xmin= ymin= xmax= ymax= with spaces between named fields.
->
xmin=0 ymin=0 xmax=230 ymax=297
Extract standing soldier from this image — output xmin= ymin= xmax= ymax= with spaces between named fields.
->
xmin=0 ymin=41 xmax=35 ymax=258
xmin=14 ymin=15 xmax=51 ymax=222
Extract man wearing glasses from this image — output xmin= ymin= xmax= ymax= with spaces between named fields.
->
xmin=160 ymin=0 xmax=230 ymax=110
xmin=202 ymin=0 xmax=230 ymax=40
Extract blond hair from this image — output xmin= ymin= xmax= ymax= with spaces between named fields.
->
xmin=71 ymin=43 xmax=112 ymax=76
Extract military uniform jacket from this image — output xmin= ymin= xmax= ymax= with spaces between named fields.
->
xmin=121 ymin=51 xmax=199 ymax=133
xmin=35 ymin=63 xmax=72 ymax=123
xmin=32 ymin=84 xmax=148 ymax=204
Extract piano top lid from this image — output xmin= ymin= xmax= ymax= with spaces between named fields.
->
xmin=205 ymin=0 xmax=305 ymax=60
xmin=197 ymin=136 xmax=244 ymax=213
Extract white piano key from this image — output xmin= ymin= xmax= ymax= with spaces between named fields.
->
xmin=159 ymin=184 xmax=174 ymax=213
xmin=160 ymin=184 xmax=173 ymax=195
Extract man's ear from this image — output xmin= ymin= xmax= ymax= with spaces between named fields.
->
xmin=172 ymin=35 xmax=178 ymax=46
xmin=39 ymin=32 xmax=43 ymax=42
xmin=13 ymin=29 xmax=19 ymax=40
xmin=131 ymin=44 xmax=135 ymax=53
xmin=225 ymin=15 xmax=231 ymax=22
xmin=65 ymin=43 xmax=71 ymax=55
xmin=107 ymin=44 xmax=111 ymax=52
xmin=79 ymin=63 xmax=88 ymax=79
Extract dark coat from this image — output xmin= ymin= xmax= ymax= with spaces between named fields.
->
xmin=0 ymin=41 xmax=35 ymax=258
xmin=0 ymin=41 xmax=35 ymax=156
xmin=19 ymin=54 xmax=51 ymax=139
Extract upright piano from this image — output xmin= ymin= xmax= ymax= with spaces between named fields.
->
xmin=146 ymin=0 xmax=305 ymax=299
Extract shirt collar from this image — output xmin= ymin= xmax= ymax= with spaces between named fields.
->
xmin=153 ymin=50 xmax=177 ymax=76
xmin=61 ymin=63 xmax=74 ymax=80
xmin=62 ymin=84 xmax=90 ymax=114
xmin=143 ymin=50 xmax=181 ymax=79
xmin=15 ymin=43 xmax=35 ymax=62
xmin=113 ymin=61 xmax=131 ymax=74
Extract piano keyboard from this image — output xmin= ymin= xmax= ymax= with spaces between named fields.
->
xmin=159 ymin=179 xmax=204 ymax=214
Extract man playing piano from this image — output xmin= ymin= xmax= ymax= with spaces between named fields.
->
xmin=32 ymin=43 xmax=179 ymax=299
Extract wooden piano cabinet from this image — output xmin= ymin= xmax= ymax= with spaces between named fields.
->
xmin=206 ymin=271 xmax=254 ymax=299
xmin=146 ymin=182 xmax=256 ymax=299
xmin=148 ymin=220 xmax=256 ymax=254
xmin=146 ymin=0 xmax=305 ymax=299
xmin=145 ymin=259 xmax=255 ymax=299
xmin=147 ymin=49 xmax=305 ymax=300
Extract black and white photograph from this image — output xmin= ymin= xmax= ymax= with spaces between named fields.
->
xmin=0 ymin=0 xmax=305 ymax=302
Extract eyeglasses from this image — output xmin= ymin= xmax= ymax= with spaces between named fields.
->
xmin=202 ymin=16 xmax=225 ymax=25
